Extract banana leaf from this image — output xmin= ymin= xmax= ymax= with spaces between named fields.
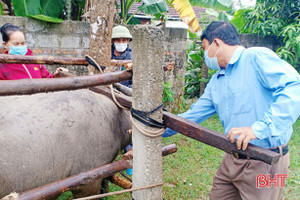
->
xmin=190 ymin=0 xmax=232 ymax=11
xmin=138 ymin=0 xmax=168 ymax=15
xmin=41 ymin=0 xmax=66 ymax=18
xmin=172 ymin=0 xmax=200 ymax=33
xmin=205 ymin=8 xmax=219 ymax=17
xmin=29 ymin=15 xmax=63 ymax=23
xmin=12 ymin=0 xmax=41 ymax=16
xmin=126 ymin=0 xmax=142 ymax=13
xmin=12 ymin=0 xmax=65 ymax=23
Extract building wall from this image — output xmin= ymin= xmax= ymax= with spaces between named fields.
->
xmin=239 ymin=34 xmax=282 ymax=52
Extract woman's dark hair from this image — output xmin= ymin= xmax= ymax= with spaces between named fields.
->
xmin=0 ymin=23 xmax=23 ymax=42
xmin=201 ymin=21 xmax=240 ymax=46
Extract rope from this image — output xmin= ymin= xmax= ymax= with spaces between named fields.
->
xmin=85 ymin=55 xmax=164 ymax=137
xmin=109 ymin=84 xmax=129 ymax=110
xmin=130 ymin=114 xmax=165 ymax=138
xmin=73 ymin=182 xmax=163 ymax=200
xmin=85 ymin=55 xmax=129 ymax=110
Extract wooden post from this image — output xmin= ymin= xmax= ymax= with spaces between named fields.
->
xmin=89 ymin=0 xmax=115 ymax=74
xmin=131 ymin=26 xmax=165 ymax=200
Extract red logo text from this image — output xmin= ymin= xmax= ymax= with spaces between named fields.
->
xmin=256 ymin=174 xmax=288 ymax=188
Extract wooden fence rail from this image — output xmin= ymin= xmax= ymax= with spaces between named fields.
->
xmin=0 ymin=71 xmax=132 ymax=96
xmin=90 ymin=85 xmax=281 ymax=165
xmin=0 ymin=54 xmax=132 ymax=66
xmin=16 ymin=144 xmax=177 ymax=200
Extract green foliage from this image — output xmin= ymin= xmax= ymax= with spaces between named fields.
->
xmin=189 ymin=0 xmax=232 ymax=11
xmin=232 ymin=0 xmax=300 ymax=71
xmin=71 ymin=0 xmax=86 ymax=20
xmin=162 ymin=81 xmax=174 ymax=105
xmin=185 ymin=38 xmax=202 ymax=98
xmin=118 ymin=0 xmax=168 ymax=24
xmin=0 ymin=2 xmax=4 ymax=15
xmin=206 ymin=8 xmax=232 ymax=22
xmin=216 ymin=11 xmax=231 ymax=21
xmin=138 ymin=0 xmax=168 ymax=15
xmin=185 ymin=29 xmax=218 ymax=99
xmin=230 ymin=8 xmax=251 ymax=33
xmin=11 ymin=0 xmax=65 ymax=23
xmin=276 ymin=21 xmax=300 ymax=72
xmin=41 ymin=0 xmax=65 ymax=18
xmin=118 ymin=0 xmax=231 ymax=25
xmin=57 ymin=191 xmax=74 ymax=200
xmin=119 ymin=0 xmax=142 ymax=24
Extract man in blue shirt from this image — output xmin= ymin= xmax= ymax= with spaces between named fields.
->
xmin=163 ymin=21 xmax=300 ymax=199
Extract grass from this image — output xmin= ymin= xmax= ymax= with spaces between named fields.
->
xmin=60 ymin=116 xmax=300 ymax=200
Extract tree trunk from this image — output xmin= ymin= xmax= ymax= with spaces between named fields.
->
xmin=200 ymin=62 xmax=208 ymax=96
xmin=65 ymin=0 xmax=72 ymax=20
xmin=89 ymin=0 xmax=115 ymax=74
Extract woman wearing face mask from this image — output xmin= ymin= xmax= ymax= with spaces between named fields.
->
xmin=0 ymin=23 xmax=68 ymax=80
xmin=111 ymin=25 xmax=133 ymax=88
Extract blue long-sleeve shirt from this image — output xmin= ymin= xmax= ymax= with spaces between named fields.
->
xmin=163 ymin=46 xmax=300 ymax=149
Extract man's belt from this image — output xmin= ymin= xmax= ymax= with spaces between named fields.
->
xmin=233 ymin=145 xmax=289 ymax=160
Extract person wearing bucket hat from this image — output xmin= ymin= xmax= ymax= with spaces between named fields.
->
xmin=112 ymin=25 xmax=133 ymax=175
xmin=111 ymin=25 xmax=133 ymax=88
xmin=111 ymin=25 xmax=132 ymax=61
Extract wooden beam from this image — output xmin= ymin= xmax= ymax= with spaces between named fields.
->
xmin=0 ymin=54 xmax=132 ymax=66
xmin=17 ymin=144 xmax=177 ymax=200
xmin=0 ymin=54 xmax=88 ymax=65
xmin=19 ymin=159 xmax=132 ymax=200
xmin=163 ymin=112 xmax=280 ymax=165
xmin=0 ymin=71 xmax=132 ymax=96
xmin=108 ymin=175 xmax=132 ymax=189
xmin=88 ymin=87 xmax=280 ymax=165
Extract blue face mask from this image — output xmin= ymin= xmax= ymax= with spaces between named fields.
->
xmin=204 ymin=42 xmax=220 ymax=70
xmin=9 ymin=45 xmax=28 ymax=55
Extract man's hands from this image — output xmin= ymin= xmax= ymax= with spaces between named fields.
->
xmin=227 ymin=127 xmax=257 ymax=151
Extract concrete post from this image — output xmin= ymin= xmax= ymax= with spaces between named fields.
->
xmin=131 ymin=25 xmax=164 ymax=200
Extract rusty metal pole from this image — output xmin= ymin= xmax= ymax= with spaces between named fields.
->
xmin=131 ymin=26 xmax=165 ymax=200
